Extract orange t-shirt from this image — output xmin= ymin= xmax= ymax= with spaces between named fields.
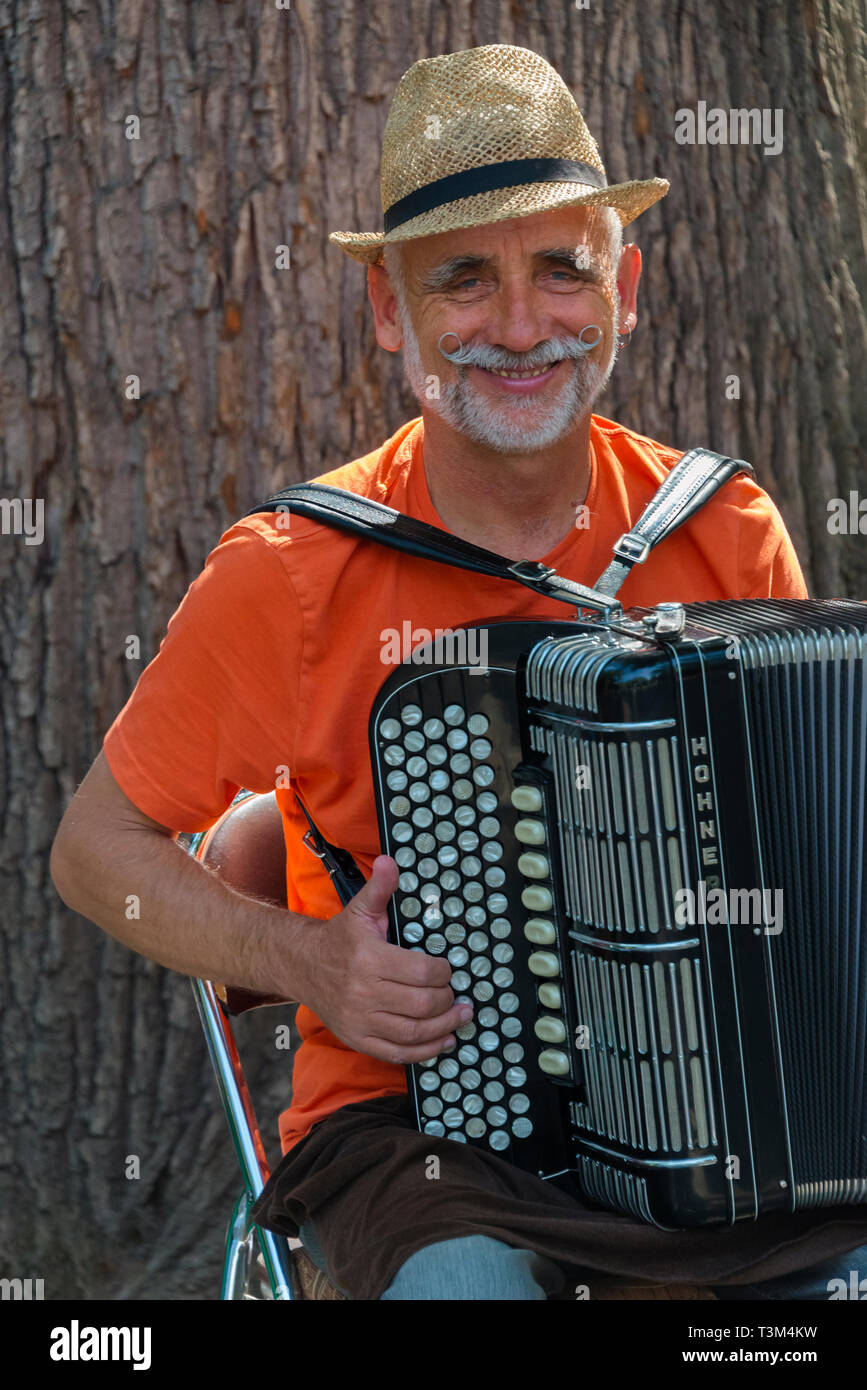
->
xmin=102 ymin=414 xmax=807 ymax=1154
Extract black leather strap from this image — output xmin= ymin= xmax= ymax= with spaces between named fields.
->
xmin=244 ymin=447 xmax=753 ymax=610
xmin=593 ymin=448 xmax=755 ymax=597
xmin=244 ymin=483 xmax=620 ymax=615
xmin=293 ymin=792 xmax=365 ymax=907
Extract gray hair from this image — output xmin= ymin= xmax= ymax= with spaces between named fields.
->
xmin=383 ymin=240 xmax=407 ymax=299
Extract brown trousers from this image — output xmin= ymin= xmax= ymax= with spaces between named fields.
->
xmin=250 ymin=1096 xmax=867 ymax=1301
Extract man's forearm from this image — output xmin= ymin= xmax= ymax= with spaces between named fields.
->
xmin=50 ymin=822 xmax=316 ymax=999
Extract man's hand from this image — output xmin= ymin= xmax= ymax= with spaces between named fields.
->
xmin=291 ymin=855 xmax=473 ymax=1065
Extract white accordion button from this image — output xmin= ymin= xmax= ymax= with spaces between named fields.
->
xmin=510 ymin=785 xmax=543 ymax=813
xmin=521 ymin=885 xmax=552 ymax=911
xmin=523 ymin=918 xmax=556 ymax=946
xmin=517 ymin=852 xmax=549 ymax=879
xmin=514 ymin=819 xmax=546 ymax=846
xmin=534 ymin=1016 xmax=566 ymax=1044
xmin=538 ymin=982 xmax=562 ymax=1010
xmin=538 ymin=1049 xmax=570 ymax=1077
xmin=527 ymin=951 xmax=560 ymax=978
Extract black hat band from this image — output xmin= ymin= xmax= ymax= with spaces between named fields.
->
xmin=383 ymin=157 xmax=607 ymax=234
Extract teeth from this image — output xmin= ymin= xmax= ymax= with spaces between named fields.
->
xmin=486 ymin=362 xmax=559 ymax=379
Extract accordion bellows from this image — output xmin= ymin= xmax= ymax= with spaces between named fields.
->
xmin=370 ymin=598 xmax=867 ymax=1228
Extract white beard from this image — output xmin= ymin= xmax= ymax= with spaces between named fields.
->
xmin=394 ymin=295 xmax=619 ymax=455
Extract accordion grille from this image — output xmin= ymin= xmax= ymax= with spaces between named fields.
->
xmin=530 ymin=723 xmax=689 ymax=935
xmin=570 ymin=951 xmax=717 ymax=1153
xmin=574 ymin=1157 xmax=656 ymax=1225
xmin=735 ymin=623 xmax=867 ymax=1199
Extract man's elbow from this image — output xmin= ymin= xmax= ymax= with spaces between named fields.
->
xmin=49 ymin=817 xmax=85 ymax=908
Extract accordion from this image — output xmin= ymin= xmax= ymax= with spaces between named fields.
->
xmin=370 ymin=598 xmax=867 ymax=1229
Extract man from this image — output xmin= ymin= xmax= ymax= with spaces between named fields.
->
xmin=50 ymin=44 xmax=867 ymax=1300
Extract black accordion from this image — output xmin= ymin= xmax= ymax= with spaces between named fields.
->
xmin=370 ymin=598 xmax=867 ymax=1229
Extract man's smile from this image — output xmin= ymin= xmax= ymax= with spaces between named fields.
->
xmin=469 ymin=358 xmax=569 ymax=393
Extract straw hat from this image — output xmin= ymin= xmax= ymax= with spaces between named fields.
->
xmin=329 ymin=44 xmax=669 ymax=267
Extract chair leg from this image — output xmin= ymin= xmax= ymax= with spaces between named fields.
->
xmin=222 ymin=1191 xmax=258 ymax=1300
xmin=254 ymin=1223 xmax=296 ymax=1300
xmin=221 ymin=1190 xmax=296 ymax=1300
xmin=190 ymin=975 xmax=297 ymax=1298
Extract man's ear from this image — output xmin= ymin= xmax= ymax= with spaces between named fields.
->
xmin=368 ymin=263 xmax=403 ymax=352
xmin=616 ymin=243 xmax=642 ymax=333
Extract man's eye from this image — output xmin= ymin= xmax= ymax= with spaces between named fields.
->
xmin=448 ymin=271 xmax=589 ymax=290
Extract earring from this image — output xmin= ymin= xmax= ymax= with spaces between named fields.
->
xmin=616 ymin=322 xmax=634 ymax=347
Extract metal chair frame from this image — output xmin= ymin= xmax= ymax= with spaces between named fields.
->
xmin=184 ymin=794 xmax=297 ymax=1301
xmin=189 ymin=973 xmax=295 ymax=1299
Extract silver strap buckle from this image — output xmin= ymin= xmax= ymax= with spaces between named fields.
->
xmin=507 ymin=559 xmax=557 ymax=583
xmin=612 ymin=531 xmax=652 ymax=566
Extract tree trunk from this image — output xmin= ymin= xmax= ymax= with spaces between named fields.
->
xmin=0 ymin=0 xmax=864 ymax=1298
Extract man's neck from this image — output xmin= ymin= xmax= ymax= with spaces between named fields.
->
xmin=417 ymin=410 xmax=593 ymax=561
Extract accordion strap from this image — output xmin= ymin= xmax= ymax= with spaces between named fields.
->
xmin=244 ymin=483 xmax=619 ymax=616
xmin=293 ymin=791 xmax=365 ymax=907
xmin=592 ymin=447 xmax=754 ymax=597
xmin=244 ymin=447 xmax=752 ymax=608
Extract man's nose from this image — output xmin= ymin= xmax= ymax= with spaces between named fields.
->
xmin=484 ymin=282 xmax=553 ymax=356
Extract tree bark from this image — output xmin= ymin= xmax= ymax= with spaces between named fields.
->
xmin=0 ymin=0 xmax=864 ymax=1298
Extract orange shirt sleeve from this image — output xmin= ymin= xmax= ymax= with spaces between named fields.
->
xmin=736 ymin=484 xmax=808 ymax=599
xmin=102 ymin=522 xmax=303 ymax=832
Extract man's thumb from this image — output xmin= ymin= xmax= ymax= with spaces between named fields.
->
xmin=348 ymin=855 xmax=399 ymax=932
